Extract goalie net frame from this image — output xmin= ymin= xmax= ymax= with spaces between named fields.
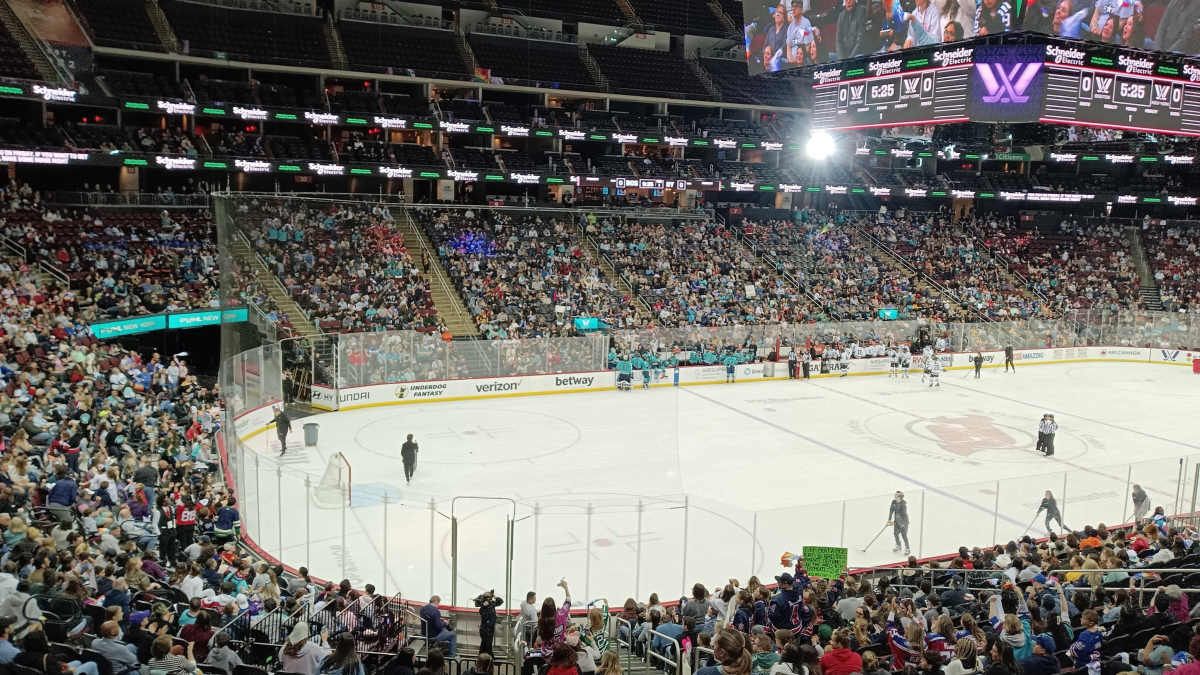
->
xmin=312 ymin=452 xmax=352 ymax=508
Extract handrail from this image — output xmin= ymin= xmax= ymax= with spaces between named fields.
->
xmin=851 ymin=220 xmax=995 ymax=324
xmin=574 ymin=216 xmax=654 ymax=321
xmin=39 ymin=262 xmax=69 ymax=287
xmin=0 ymin=234 xmax=26 ymax=260
xmin=960 ymin=220 xmax=1054 ymax=309
xmin=645 ymin=627 xmax=682 ymax=675
xmin=731 ymin=218 xmax=837 ymax=320
xmin=614 ymin=616 xmax=636 ymax=675
xmin=693 ymin=645 xmax=715 ymax=672
xmin=45 ymin=191 xmax=211 ymax=207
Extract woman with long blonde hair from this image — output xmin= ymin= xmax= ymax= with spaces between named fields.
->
xmin=597 ymin=651 xmax=623 ymax=675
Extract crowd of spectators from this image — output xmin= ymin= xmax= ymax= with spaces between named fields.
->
xmin=0 ymin=182 xmax=219 ymax=316
xmin=509 ymin=511 xmax=1200 ymax=675
xmin=590 ymin=216 xmax=814 ymax=327
xmin=414 ymin=208 xmax=641 ymax=339
xmin=867 ymin=212 xmax=1050 ymax=321
xmin=741 ymin=212 xmax=949 ymax=322
xmin=978 ymin=218 xmax=1142 ymax=314
xmin=246 ymin=199 xmax=443 ymax=334
xmin=1142 ymin=221 xmax=1200 ymax=314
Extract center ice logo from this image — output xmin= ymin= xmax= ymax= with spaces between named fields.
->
xmin=919 ymin=414 xmax=1016 ymax=456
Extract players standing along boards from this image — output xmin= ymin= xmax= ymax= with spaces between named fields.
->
xmin=887 ymin=491 xmax=911 ymax=554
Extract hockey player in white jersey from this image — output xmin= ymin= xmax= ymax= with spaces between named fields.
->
xmin=920 ymin=344 xmax=934 ymax=383
xmin=839 ymin=347 xmax=851 ymax=377
xmin=899 ymin=345 xmax=912 ymax=378
xmin=928 ymin=357 xmax=943 ymax=388
xmin=887 ymin=347 xmax=899 ymax=379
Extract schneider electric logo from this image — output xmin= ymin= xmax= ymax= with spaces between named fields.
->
xmin=975 ymin=62 xmax=1042 ymax=103
xmin=868 ymin=58 xmax=903 ymax=77
xmin=1185 ymin=64 xmax=1200 ymax=82
xmin=1118 ymin=54 xmax=1155 ymax=75
xmin=1045 ymin=45 xmax=1085 ymax=66
xmin=932 ymin=47 xmax=973 ymax=67
xmin=812 ymin=68 xmax=843 ymax=84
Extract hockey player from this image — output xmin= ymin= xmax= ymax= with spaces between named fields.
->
xmin=927 ymin=357 xmax=942 ymax=388
xmin=616 ymin=354 xmax=633 ymax=392
xmin=825 ymin=345 xmax=839 ymax=378
xmin=723 ymin=351 xmax=738 ymax=383
xmin=887 ymin=347 xmax=899 ymax=379
xmin=899 ymin=345 xmax=912 ymax=379
xmin=921 ymin=344 xmax=934 ymax=383
xmin=839 ymin=346 xmax=851 ymax=377
xmin=642 ymin=365 xmax=651 ymax=390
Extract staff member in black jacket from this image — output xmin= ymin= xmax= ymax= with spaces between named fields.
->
xmin=474 ymin=590 xmax=502 ymax=654
xmin=273 ymin=406 xmax=291 ymax=456
xmin=1005 ymin=345 xmax=1015 ymax=373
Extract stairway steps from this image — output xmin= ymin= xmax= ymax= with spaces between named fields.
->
xmin=392 ymin=209 xmax=480 ymax=337
xmin=0 ymin=2 xmax=58 ymax=82
xmin=144 ymin=0 xmax=180 ymax=52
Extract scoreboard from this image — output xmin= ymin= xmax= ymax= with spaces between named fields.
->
xmin=1040 ymin=46 xmax=1200 ymax=137
xmin=810 ymin=46 xmax=974 ymax=130
xmin=804 ymin=37 xmax=1200 ymax=138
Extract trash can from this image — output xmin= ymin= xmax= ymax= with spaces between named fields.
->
xmin=303 ymin=422 xmax=319 ymax=447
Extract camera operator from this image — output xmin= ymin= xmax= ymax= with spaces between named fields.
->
xmin=474 ymin=590 xmax=504 ymax=655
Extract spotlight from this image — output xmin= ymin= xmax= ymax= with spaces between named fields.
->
xmin=805 ymin=131 xmax=835 ymax=160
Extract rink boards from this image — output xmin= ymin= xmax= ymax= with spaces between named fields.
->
xmin=296 ymin=344 xmax=1197 ymax=415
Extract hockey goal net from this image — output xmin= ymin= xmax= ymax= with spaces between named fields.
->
xmin=311 ymin=452 xmax=352 ymax=509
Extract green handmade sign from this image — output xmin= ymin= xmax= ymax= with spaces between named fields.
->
xmin=802 ymin=546 xmax=848 ymax=580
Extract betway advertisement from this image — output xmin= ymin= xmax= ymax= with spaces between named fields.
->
xmin=331 ymin=372 xmax=615 ymax=410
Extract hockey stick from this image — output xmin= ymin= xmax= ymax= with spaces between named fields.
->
xmin=860 ymin=523 xmax=890 ymax=552
xmin=1020 ymin=512 xmax=1039 ymax=537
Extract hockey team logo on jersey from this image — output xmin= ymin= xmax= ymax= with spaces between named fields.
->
xmin=912 ymin=414 xmax=1017 ymax=457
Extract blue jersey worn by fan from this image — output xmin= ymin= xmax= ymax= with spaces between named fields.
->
xmin=769 ymin=572 xmax=815 ymax=636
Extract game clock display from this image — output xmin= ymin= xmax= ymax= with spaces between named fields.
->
xmin=810 ymin=47 xmax=975 ymax=130
xmin=1042 ymin=63 xmax=1200 ymax=136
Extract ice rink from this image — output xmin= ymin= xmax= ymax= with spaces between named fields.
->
xmin=238 ymin=361 xmax=1200 ymax=606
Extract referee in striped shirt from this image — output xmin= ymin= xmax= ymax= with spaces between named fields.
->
xmin=1037 ymin=414 xmax=1058 ymax=456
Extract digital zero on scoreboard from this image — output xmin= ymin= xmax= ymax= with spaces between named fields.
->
xmin=811 ymin=46 xmax=975 ymax=130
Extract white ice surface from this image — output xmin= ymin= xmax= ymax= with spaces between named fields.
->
xmin=238 ymin=362 xmax=1200 ymax=607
